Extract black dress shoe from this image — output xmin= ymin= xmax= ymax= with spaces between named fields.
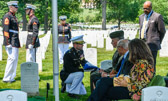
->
xmin=3 ymin=80 xmax=15 ymax=83
xmin=3 ymin=81 xmax=9 ymax=83
xmin=68 ymin=93 xmax=80 ymax=99
xmin=10 ymin=80 xmax=16 ymax=83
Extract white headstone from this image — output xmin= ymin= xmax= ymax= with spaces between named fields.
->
xmin=90 ymin=32 xmax=97 ymax=47
xmin=84 ymin=48 xmax=97 ymax=66
xmin=106 ymin=36 xmax=113 ymax=51
xmin=142 ymin=86 xmax=168 ymax=101
xmin=100 ymin=60 xmax=112 ymax=70
xmin=21 ymin=62 xmax=39 ymax=96
xmin=19 ymin=31 xmax=28 ymax=46
xmin=0 ymin=90 xmax=27 ymax=101
xmin=97 ymin=33 xmax=104 ymax=48
xmin=83 ymin=43 xmax=87 ymax=51
xmin=160 ymin=31 xmax=168 ymax=57
xmin=36 ymin=48 xmax=42 ymax=72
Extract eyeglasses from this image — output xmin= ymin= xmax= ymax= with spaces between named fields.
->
xmin=143 ymin=7 xmax=150 ymax=10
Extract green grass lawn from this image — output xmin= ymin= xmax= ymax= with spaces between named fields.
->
xmin=0 ymin=35 xmax=168 ymax=101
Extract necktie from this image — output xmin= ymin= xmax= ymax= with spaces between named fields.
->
xmin=116 ymin=57 xmax=125 ymax=77
xmin=141 ymin=17 xmax=147 ymax=39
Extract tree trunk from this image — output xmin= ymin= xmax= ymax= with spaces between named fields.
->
xmin=118 ymin=19 xmax=121 ymax=30
xmin=22 ymin=0 xmax=27 ymax=31
xmin=102 ymin=0 xmax=106 ymax=30
xmin=44 ymin=1 xmax=48 ymax=34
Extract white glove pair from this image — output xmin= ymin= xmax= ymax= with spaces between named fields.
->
xmin=6 ymin=45 xmax=12 ymax=49
xmin=28 ymin=44 xmax=34 ymax=49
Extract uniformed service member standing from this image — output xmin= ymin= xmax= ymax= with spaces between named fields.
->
xmin=60 ymin=35 xmax=87 ymax=98
xmin=25 ymin=4 xmax=40 ymax=62
xmin=58 ymin=16 xmax=71 ymax=64
xmin=2 ymin=1 xmax=20 ymax=83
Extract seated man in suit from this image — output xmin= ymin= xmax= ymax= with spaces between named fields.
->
xmin=88 ymin=39 xmax=134 ymax=101
xmin=90 ymin=30 xmax=124 ymax=92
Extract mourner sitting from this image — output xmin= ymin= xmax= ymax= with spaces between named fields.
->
xmin=90 ymin=30 xmax=124 ymax=92
xmin=88 ymin=39 xmax=155 ymax=101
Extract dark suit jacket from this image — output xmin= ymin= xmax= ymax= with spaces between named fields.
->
xmin=139 ymin=11 xmax=166 ymax=51
xmin=115 ymin=53 xmax=134 ymax=76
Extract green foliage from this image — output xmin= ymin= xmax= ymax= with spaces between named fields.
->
xmin=78 ymin=9 xmax=101 ymax=23
xmin=0 ymin=1 xmax=8 ymax=26
xmin=151 ymin=0 xmax=168 ymax=24
xmin=68 ymin=14 xmax=79 ymax=24
xmin=94 ymin=0 xmax=143 ymax=28
xmin=58 ymin=0 xmax=81 ymax=19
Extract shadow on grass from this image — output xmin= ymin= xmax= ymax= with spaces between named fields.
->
xmin=15 ymin=77 xmax=21 ymax=80
xmin=39 ymin=75 xmax=53 ymax=81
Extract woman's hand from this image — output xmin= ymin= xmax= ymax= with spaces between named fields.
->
xmin=114 ymin=77 xmax=128 ymax=87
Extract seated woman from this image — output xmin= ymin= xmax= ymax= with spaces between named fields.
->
xmin=88 ymin=39 xmax=155 ymax=101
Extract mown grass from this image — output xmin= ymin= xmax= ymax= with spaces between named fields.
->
xmin=0 ymin=35 xmax=168 ymax=101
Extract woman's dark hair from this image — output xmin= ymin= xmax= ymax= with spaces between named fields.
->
xmin=129 ymin=39 xmax=154 ymax=66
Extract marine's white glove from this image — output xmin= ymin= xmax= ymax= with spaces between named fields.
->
xmin=6 ymin=45 xmax=12 ymax=49
xmin=28 ymin=44 xmax=34 ymax=49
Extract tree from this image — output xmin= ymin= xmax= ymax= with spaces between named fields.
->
xmin=18 ymin=0 xmax=27 ymax=31
xmin=94 ymin=0 xmax=142 ymax=29
xmin=151 ymin=0 xmax=168 ymax=24
xmin=1 ymin=0 xmax=82 ymax=31
xmin=102 ymin=0 xmax=106 ymax=30
xmin=58 ymin=0 xmax=82 ymax=19
xmin=106 ymin=0 xmax=141 ymax=29
xmin=0 ymin=1 xmax=10 ymax=26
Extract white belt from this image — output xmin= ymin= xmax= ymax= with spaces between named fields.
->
xmin=59 ymin=34 xmax=69 ymax=36
xmin=9 ymin=29 xmax=18 ymax=33
xmin=28 ymin=32 xmax=33 ymax=35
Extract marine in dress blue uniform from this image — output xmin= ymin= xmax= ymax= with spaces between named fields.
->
xmin=60 ymin=35 xmax=98 ymax=98
xmin=58 ymin=15 xmax=71 ymax=64
xmin=2 ymin=1 xmax=20 ymax=83
xmin=25 ymin=4 xmax=40 ymax=62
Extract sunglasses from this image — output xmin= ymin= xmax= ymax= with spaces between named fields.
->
xmin=12 ymin=5 xmax=18 ymax=8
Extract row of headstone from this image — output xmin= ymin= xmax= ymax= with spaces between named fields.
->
xmin=70 ymin=30 xmax=138 ymax=51
xmin=36 ymin=31 xmax=51 ymax=72
xmin=19 ymin=30 xmax=45 ymax=48
xmin=72 ymin=24 xmax=139 ymax=29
